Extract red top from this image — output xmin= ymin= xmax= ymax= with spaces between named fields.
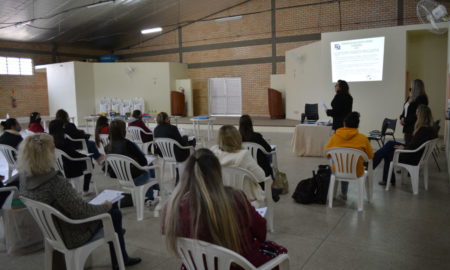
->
xmin=128 ymin=119 xmax=152 ymax=142
xmin=178 ymin=189 xmax=269 ymax=269
xmin=28 ymin=123 xmax=45 ymax=133
xmin=99 ymin=126 xmax=109 ymax=134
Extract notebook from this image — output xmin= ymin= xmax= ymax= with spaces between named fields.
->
xmin=89 ymin=189 xmax=124 ymax=205
xmin=256 ymin=207 xmax=267 ymax=217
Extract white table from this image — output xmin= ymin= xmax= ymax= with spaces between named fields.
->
xmin=291 ymin=124 xmax=333 ymax=157
xmin=190 ymin=117 xmax=216 ymax=142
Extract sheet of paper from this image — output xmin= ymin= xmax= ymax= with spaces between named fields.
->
xmin=146 ymin=155 xmax=157 ymax=165
xmin=256 ymin=207 xmax=267 ymax=217
xmin=89 ymin=189 xmax=123 ymax=205
xmin=319 ymin=101 xmax=328 ymax=111
xmin=270 ymin=144 xmax=276 ymax=150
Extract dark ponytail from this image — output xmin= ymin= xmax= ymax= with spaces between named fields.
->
xmin=1 ymin=118 xmax=18 ymax=130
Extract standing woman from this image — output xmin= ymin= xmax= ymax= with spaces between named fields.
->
xmin=400 ymin=79 xmax=428 ymax=145
xmin=28 ymin=112 xmax=45 ymax=133
xmin=326 ymin=80 xmax=353 ymax=131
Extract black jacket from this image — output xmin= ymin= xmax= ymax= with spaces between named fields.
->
xmin=242 ymin=132 xmax=273 ymax=178
xmin=400 ymin=95 xmax=429 ymax=135
xmin=154 ymin=123 xmax=191 ymax=162
xmin=55 ymin=140 xmax=89 ymax=178
xmin=0 ymin=131 xmax=23 ymax=149
xmin=399 ymin=126 xmax=437 ymax=165
xmin=105 ymin=139 xmax=147 ymax=179
xmin=326 ymin=92 xmax=353 ymax=130
xmin=63 ymin=122 xmax=90 ymax=149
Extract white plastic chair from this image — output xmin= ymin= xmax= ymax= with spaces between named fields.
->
xmin=127 ymin=126 xmax=153 ymax=149
xmin=104 ymin=154 xmax=160 ymax=220
xmin=20 ymin=197 xmax=125 ymax=270
xmin=64 ymin=134 xmax=88 ymax=154
xmin=221 ymin=166 xmax=274 ymax=232
xmin=326 ymin=148 xmax=372 ymax=212
xmin=54 ymin=149 xmax=97 ymax=194
xmin=0 ymin=144 xmax=18 ymax=181
xmin=242 ymin=142 xmax=279 ymax=175
xmin=100 ymin=134 xmax=110 ymax=148
xmin=153 ymin=138 xmax=194 ymax=182
xmin=177 ymin=238 xmax=289 ymax=270
xmin=385 ymin=138 xmax=438 ymax=195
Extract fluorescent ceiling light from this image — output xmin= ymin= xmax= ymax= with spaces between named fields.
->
xmin=87 ymin=0 xmax=114 ymax=8
xmin=141 ymin=27 xmax=163 ymax=34
xmin=214 ymin=15 xmax=242 ymax=22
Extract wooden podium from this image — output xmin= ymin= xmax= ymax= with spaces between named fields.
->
xmin=171 ymin=91 xmax=186 ymax=116
xmin=268 ymin=88 xmax=285 ymax=119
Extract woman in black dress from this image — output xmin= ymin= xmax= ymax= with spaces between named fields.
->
xmin=400 ymin=79 xmax=428 ymax=145
xmin=326 ymin=80 xmax=353 ymax=131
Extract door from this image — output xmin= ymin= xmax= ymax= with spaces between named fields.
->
xmin=208 ymin=77 xmax=242 ymax=116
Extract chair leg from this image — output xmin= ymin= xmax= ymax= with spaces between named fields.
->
xmin=358 ymin=179 xmax=364 ymax=211
xmin=410 ymin=168 xmax=420 ymax=195
xmin=385 ymin=162 xmax=394 ymax=191
xmin=112 ymin=235 xmax=126 ymax=270
xmin=136 ymin=188 xmax=145 ymax=221
xmin=424 ymin=164 xmax=429 ymax=190
xmin=432 ymin=152 xmax=441 ymax=172
xmin=7 ymin=167 xmax=12 ymax=180
xmin=44 ymin=241 xmax=54 ymax=270
xmin=327 ymin=176 xmax=335 ymax=208
xmin=365 ymin=175 xmax=372 ymax=201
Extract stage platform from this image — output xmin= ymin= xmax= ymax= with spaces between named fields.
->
xmin=174 ymin=116 xmax=299 ymax=127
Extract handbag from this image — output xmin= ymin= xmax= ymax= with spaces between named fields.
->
xmin=3 ymin=207 xmax=44 ymax=255
xmin=272 ymin=171 xmax=289 ymax=195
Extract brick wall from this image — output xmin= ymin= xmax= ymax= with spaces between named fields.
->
xmin=0 ymin=40 xmax=107 ymax=118
xmin=115 ymin=0 xmax=447 ymax=116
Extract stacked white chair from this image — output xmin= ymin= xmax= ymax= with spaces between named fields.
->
xmin=99 ymin=97 xmax=112 ymax=114
xmin=0 ymin=144 xmax=18 ymax=182
xmin=54 ymin=149 xmax=97 ymax=194
xmin=385 ymin=138 xmax=439 ymax=194
xmin=177 ymin=238 xmax=290 ymax=270
xmin=120 ymin=99 xmax=132 ymax=115
xmin=221 ymin=166 xmax=274 ymax=232
xmin=104 ymin=154 xmax=160 ymax=220
xmin=111 ymin=98 xmax=122 ymax=113
xmin=325 ymin=148 xmax=372 ymax=211
xmin=133 ymin=97 xmax=145 ymax=113
xmin=21 ymin=197 xmax=125 ymax=270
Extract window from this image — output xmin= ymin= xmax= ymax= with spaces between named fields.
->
xmin=0 ymin=56 xmax=33 ymax=75
xmin=208 ymin=77 xmax=242 ymax=116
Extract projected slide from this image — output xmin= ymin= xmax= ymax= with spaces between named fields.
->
xmin=331 ymin=36 xmax=385 ymax=82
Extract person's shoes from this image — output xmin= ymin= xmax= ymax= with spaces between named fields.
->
xmin=271 ymin=188 xmax=282 ymax=202
xmin=125 ymin=257 xmax=142 ymax=266
xmin=338 ymin=194 xmax=347 ymax=201
xmin=379 ymin=181 xmax=387 ymax=186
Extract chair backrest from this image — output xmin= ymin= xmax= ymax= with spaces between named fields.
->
xmin=127 ymin=126 xmax=145 ymax=144
xmin=64 ymin=134 xmax=87 ymax=152
xmin=100 ymin=134 xmax=110 ymax=147
xmin=154 ymin=138 xmax=182 ymax=163
xmin=304 ymin=103 xmax=319 ymax=120
xmin=242 ymin=142 xmax=269 ymax=161
xmin=0 ymin=144 xmax=18 ymax=168
xmin=177 ymin=238 xmax=256 ymax=270
xmin=417 ymin=138 xmax=439 ymax=166
xmin=20 ymin=196 xmax=69 ymax=251
xmin=221 ymin=166 xmax=259 ymax=191
xmin=326 ymin=147 xmax=369 ymax=180
xmin=381 ymin=118 xmax=397 ymax=135
xmin=105 ymin=154 xmax=141 ymax=186
xmin=54 ymin=149 xmax=68 ymax=178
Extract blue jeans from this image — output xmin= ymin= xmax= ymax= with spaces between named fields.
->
xmin=87 ymin=140 xmax=101 ymax=160
xmin=133 ymin=171 xmax=159 ymax=200
xmin=373 ymin=140 xmax=404 ymax=182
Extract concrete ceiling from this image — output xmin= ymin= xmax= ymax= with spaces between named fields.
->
xmin=0 ymin=0 xmax=247 ymax=50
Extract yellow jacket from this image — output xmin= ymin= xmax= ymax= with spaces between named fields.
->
xmin=325 ymin=128 xmax=374 ymax=177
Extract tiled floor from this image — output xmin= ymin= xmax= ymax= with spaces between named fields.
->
xmin=1 ymin=127 xmax=449 ymax=269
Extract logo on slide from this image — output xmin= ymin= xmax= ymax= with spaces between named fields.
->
xmin=334 ymin=44 xmax=341 ymax=50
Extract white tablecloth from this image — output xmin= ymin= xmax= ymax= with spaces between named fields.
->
xmin=291 ymin=124 xmax=332 ymax=157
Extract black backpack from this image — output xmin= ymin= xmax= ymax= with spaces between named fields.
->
xmin=292 ymin=165 xmax=331 ymax=205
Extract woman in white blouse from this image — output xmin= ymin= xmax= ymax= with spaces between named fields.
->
xmin=210 ymin=125 xmax=266 ymax=201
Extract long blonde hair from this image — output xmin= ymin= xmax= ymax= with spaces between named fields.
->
xmin=414 ymin=105 xmax=433 ymax=135
xmin=410 ymin=79 xmax=426 ymax=102
xmin=162 ymin=148 xmax=249 ymax=255
xmin=217 ymin=125 xmax=242 ymax=153
xmin=17 ymin=134 xmax=55 ymax=176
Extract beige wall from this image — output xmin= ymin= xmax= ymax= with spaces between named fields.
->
xmin=407 ymin=31 xmax=447 ymax=136
xmin=285 ymin=23 xmax=450 ymax=137
xmin=74 ymin=62 xmax=96 ymax=125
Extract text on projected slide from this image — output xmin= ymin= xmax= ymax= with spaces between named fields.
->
xmin=331 ymin=36 xmax=385 ymax=83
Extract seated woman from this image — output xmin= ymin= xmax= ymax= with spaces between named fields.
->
xmin=128 ymin=110 xmax=152 ymax=143
xmin=0 ymin=118 xmax=23 ymax=149
xmin=95 ymin=116 xmax=109 ymax=147
xmin=239 ymin=114 xmax=273 ymax=178
xmin=154 ymin=112 xmax=195 ymax=162
xmin=28 ymin=112 xmax=45 ymax=133
xmin=162 ymin=148 xmax=287 ymax=269
xmin=49 ymin=120 xmax=94 ymax=196
xmin=55 ymin=109 xmax=104 ymax=164
xmin=105 ymin=119 xmax=158 ymax=201
xmin=325 ymin=112 xmax=374 ymax=200
xmin=17 ymin=133 xmax=141 ymax=268
xmin=210 ymin=125 xmax=266 ymax=202
xmin=374 ymin=105 xmax=437 ymax=185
